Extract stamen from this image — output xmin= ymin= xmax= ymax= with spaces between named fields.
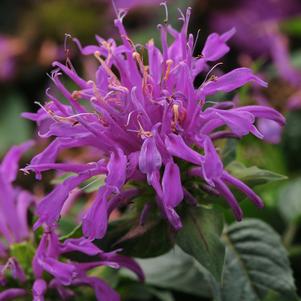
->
xmin=193 ymin=29 xmax=201 ymax=54
xmin=137 ymin=120 xmax=153 ymax=138
xmin=173 ymin=104 xmax=179 ymax=124
xmin=164 ymin=59 xmax=173 ymax=81
xmin=125 ymin=111 xmax=136 ymax=127
xmin=64 ymin=33 xmax=74 ymax=70
xmin=111 ymin=0 xmax=118 ymax=18
xmin=71 ymin=90 xmax=82 ymax=100
xmin=94 ymin=51 xmax=120 ymax=84
xmin=133 ymin=51 xmax=149 ymax=88
xmin=123 ymin=35 xmax=136 ymax=51
xmin=160 ymin=2 xmax=168 ymax=24
xmin=202 ymin=62 xmax=223 ymax=86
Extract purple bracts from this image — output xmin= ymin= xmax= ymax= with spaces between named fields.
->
xmin=24 ymin=8 xmax=285 ymax=239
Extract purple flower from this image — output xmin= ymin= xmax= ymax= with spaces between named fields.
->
xmin=257 ymin=118 xmax=282 ymax=144
xmin=210 ymin=0 xmax=301 ymax=85
xmin=0 ymin=141 xmax=34 ymax=299
xmin=24 ymin=7 xmax=285 ymax=239
xmin=32 ymin=226 xmax=143 ymax=300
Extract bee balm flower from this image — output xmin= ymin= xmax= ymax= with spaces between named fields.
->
xmin=23 ymin=7 xmax=285 ymax=240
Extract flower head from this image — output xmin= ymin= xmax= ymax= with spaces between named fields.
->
xmin=24 ymin=7 xmax=285 ymax=240
xmin=32 ymin=227 xmax=143 ymax=300
xmin=0 ymin=142 xmax=34 ymax=299
xmin=211 ymin=0 xmax=301 ymax=85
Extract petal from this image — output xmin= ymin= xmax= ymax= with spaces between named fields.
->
xmin=61 ymin=238 xmax=101 ymax=256
xmin=269 ymin=32 xmax=301 ymax=85
xmin=237 ymin=106 xmax=285 ymax=126
xmin=257 ymin=118 xmax=282 ymax=144
xmin=35 ymin=172 xmax=92 ymax=229
xmin=222 ymin=171 xmax=264 ymax=208
xmin=149 ymin=170 xmax=182 ymax=231
xmin=49 ymin=279 xmax=75 ymax=300
xmin=0 ymin=288 xmax=27 ymax=300
xmin=200 ymin=68 xmax=267 ymax=97
xmin=16 ymin=191 xmax=33 ymax=241
xmin=52 ymin=61 xmax=88 ymax=89
xmin=165 ymin=134 xmax=203 ymax=165
xmin=162 ymin=161 xmax=183 ymax=208
xmin=201 ymin=137 xmax=224 ymax=184
xmin=214 ymin=109 xmax=255 ymax=137
xmin=38 ymin=257 xmax=77 ymax=286
xmin=106 ymin=148 xmax=127 ymax=191
xmin=106 ymin=255 xmax=144 ymax=282
xmin=33 ymin=279 xmax=47 ymax=301
xmin=202 ymin=28 xmax=235 ymax=61
xmin=0 ymin=176 xmax=23 ymax=242
xmin=0 ymin=141 xmax=34 ymax=183
xmin=214 ymin=178 xmax=243 ymax=221
xmin=147 ymin=39 xmax=163 ymax=85
xmin=73 ymin=277 xmax=120 ymax=301
xmin=139 ymin=137 xmax=162 ymax=175
xmin=32 ymin=233 xmax=48 ymax=278
xmin=82 ymin=187 xmax=109 ymax=240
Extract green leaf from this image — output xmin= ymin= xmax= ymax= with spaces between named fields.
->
xmin=227 ymin=161 xmax=287 ymax=187
xmin=277 ymin=178 xmax=301 ymax=224
xmin=221 ymin=219 xmax=298 ymax=301
xmin=118 ymin=279 xmax=174 ymax=301
xmin=176 ymin=205 xmax=225 ymax=282
xmin=236 ymin=135 xmax=286 ymax=174
xmin=136 ymin=246 xmax=211 ymax=297
xmin=95 ymin=216 xmax=174 ymax=258
xmin=146 ymin=288 xmax=174 ymax=301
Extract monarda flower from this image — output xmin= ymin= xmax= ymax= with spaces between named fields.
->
xmin=0 ymin=144 xmax=142 ymax=300
xmin=210 ymin=0 xmax=301 ymax=140
xmin=32 ymin=227 xmax=143 ymax=301
xmin=0 ymin=142 xmax=34 ymax=300
xmin=23 ymin=7 xmax=285 ymax=240
xmin=210 ymin=0 xmax=301 ymax=85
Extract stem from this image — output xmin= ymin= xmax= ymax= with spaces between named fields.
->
xmin=283 ymin=222 xmax=298 ymax=248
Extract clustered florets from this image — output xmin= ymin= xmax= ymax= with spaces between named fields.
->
xmin=1 ymin=6 xmax=285 ymax=300
xmin=0 ymin=142 xmax=143 ymax=300
xmin=23 ymin=8 xmax=285 ymax=239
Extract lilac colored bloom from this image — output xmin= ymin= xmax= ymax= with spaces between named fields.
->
xmin=0 ymin=141 xmax=34 ymax=300
xmin=0 ymin=141 xmax=34 ymax=244
xmin=257 ymin=118 xmax=282 ymax=144
xmin=24 ymin=7 xmax=285 ymax=239
xmin=33 ymin=279 xmax=47 ymax=301
xmin=0 ymin=288 xmax=27 ymax=301
xmin=32 ymin=227 xmax=143 ymax=300
xmin=210 ymin=0 xmax=301 ymax=85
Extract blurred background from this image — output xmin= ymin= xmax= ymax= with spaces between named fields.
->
xmin=0 ymin=0 xmax=301 ymax=298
